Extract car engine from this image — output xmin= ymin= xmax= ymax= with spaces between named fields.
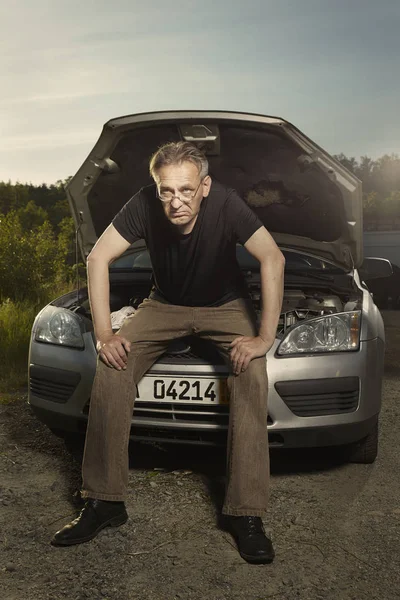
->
xmin=248 ymin=288 xmax=359 ymax=337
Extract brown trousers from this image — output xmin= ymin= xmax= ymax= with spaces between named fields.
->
xmin=81 ymin=297 xmax=270 ymax=517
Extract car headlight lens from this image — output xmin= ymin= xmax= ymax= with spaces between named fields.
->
xmin=277 ymin=311 xmax=361 ymax=355
xmin=35 ymin=307 xmax=85 ymax=349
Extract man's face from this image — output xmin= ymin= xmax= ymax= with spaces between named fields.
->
xmin=154 ymin=162 xmax=211 ymax=231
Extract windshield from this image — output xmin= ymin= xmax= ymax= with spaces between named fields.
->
xmin=111 ymin=249 xmax=152 ymax=270
xmin=110 ymin=246 xmax=345 ymax=274
xmin=236 ymin=246 xmax=344 ymax=273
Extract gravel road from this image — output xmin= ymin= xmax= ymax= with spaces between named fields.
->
xmin=1 ymin=311 xmax=400 ymax=600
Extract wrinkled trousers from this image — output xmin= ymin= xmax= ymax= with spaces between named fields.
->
xmin=81 ymin=297 xmax=270 ymax=517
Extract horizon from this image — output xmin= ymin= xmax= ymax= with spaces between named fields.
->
xmin=2 ymin=148 xmax=400 ymax=188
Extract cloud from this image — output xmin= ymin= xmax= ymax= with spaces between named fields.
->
xmin=0 ymin=90 xmax=130 ymax=106
xmin=0 ymin=130 xmax=98 ymax=151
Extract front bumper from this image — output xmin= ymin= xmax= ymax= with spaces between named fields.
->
xmin=28 ymin=333 xmax=385 ymax=448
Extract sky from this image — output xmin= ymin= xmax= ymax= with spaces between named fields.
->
xmin=2 ymin=0 xmax=400 ymax=185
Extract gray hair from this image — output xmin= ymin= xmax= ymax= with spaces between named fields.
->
xmin=149 ymin=141 xmax=208 ymax=181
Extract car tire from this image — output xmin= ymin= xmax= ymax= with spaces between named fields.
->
xmin=343 ymin=420 xmax=379 ymax=464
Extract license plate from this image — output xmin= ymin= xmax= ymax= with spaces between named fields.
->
xmin=137 ymin=376 xmax=229 ymax=404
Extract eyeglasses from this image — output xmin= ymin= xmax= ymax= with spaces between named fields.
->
xmin=157 ymin=179 xmax=203 ymax=204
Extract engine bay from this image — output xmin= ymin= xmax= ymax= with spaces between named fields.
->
xmin=246 ymin=286 xmax=361 ymax=338
xmin=70 ymin=280 xmax=362 ymax=339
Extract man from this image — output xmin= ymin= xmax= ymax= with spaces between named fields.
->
xmin=52 ymin=142 xmax=285 ymax=564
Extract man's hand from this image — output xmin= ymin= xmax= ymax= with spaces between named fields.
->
xmin=96 ymin=333 xmax=131 ymax=370
xmin=229 ymin=335 xmax=272 ymax=375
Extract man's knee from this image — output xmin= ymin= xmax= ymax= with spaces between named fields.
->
xmin=93 ymin=357 xmax=132 ymax=388
xmin=239 ymin=359 xmax=268 ymax=396
xmin=247 ymin=357 xmax=268 ymax=379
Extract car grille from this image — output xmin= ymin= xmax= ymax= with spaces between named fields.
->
xmin=134 ymin=401 xmax=229 ymax=425
xmin=29 ymin=365 xmax=81 ymax=404
xmin=157 ymin=350 xmax=214 ymax=364
xmin=134 ymin=401 xmax=273 ymax=426
xmin=83 ymin=398 xmax=273 ymax=427
xmin=275 ymin=376 xmax=359 ymax=417
xmin=156 ymin=337 xmax=225 ymax=365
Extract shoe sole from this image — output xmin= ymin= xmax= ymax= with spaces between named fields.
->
xmin=51 ymin=513 xmax=128 ymax=547
xmin=239 ymin=550 xmax=275 ymax=564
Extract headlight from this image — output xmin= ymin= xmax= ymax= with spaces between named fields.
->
xmin=277 ymin=311 xmax=361 ymax=355
xmin=34 ymin=306 xmax=85 ymax=349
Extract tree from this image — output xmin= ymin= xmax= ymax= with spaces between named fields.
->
xmin=334 ymin=154 xmax=359 ymax=174
xmin=0 ymin=181 xmax=30 ymax=213
xmin=357 ymin=156 xmax=375 ymax=192
xmin=372 ymin=154 xmax=400 ymax=197
xmin=15 ymin=200 xmax=48 ymax=231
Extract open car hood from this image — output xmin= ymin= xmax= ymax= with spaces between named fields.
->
xmin=66 ymin=110 xmax=363 ymax=270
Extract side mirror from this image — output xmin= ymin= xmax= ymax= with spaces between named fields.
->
xmin=359 ymin=257 xmax=393 ymax=280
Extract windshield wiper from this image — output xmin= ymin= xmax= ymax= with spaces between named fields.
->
xmin=284 ymin=269 xmax=335 ymax=281
xmin=244 ymin=269 xmax=335 ymax=282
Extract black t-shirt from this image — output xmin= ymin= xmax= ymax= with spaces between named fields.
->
xmin=112 ymin=180 xmax=263 ymax=307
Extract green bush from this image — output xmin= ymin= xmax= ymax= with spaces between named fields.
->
xmin=0 ymin=284 xmax=75 ymax=393
xmin=0 ymin=209 xmax=76 ymax=303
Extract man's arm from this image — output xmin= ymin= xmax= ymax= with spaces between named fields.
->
xmin=245 ymin=225 xmax=285 ymax=346
xmin=229 ymin=226 xmax=285 ymax=375
xmin=87 ymin=224 xmax=133 ymax=370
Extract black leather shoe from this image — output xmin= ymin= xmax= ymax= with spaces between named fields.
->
xmin=224 ymin=516 xmax=275 ymax=564
xmin=51 ymin=499 xmax=128 ymax=546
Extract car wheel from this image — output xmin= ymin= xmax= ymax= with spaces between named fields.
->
xmin=342 ymin=420 xmax=379 ymax=464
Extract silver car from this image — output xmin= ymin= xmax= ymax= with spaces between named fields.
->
xmin=28 ymin=110 xmax=391 ymax=464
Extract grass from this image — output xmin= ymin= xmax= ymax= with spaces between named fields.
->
xmin=0 ymin=282 xmax=76 ymax=395
xmin=0 ymin=391 xmax=28 ymax=405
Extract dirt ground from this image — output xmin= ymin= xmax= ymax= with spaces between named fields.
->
xmin=1 ymin=312 xmax=400 ymax=600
